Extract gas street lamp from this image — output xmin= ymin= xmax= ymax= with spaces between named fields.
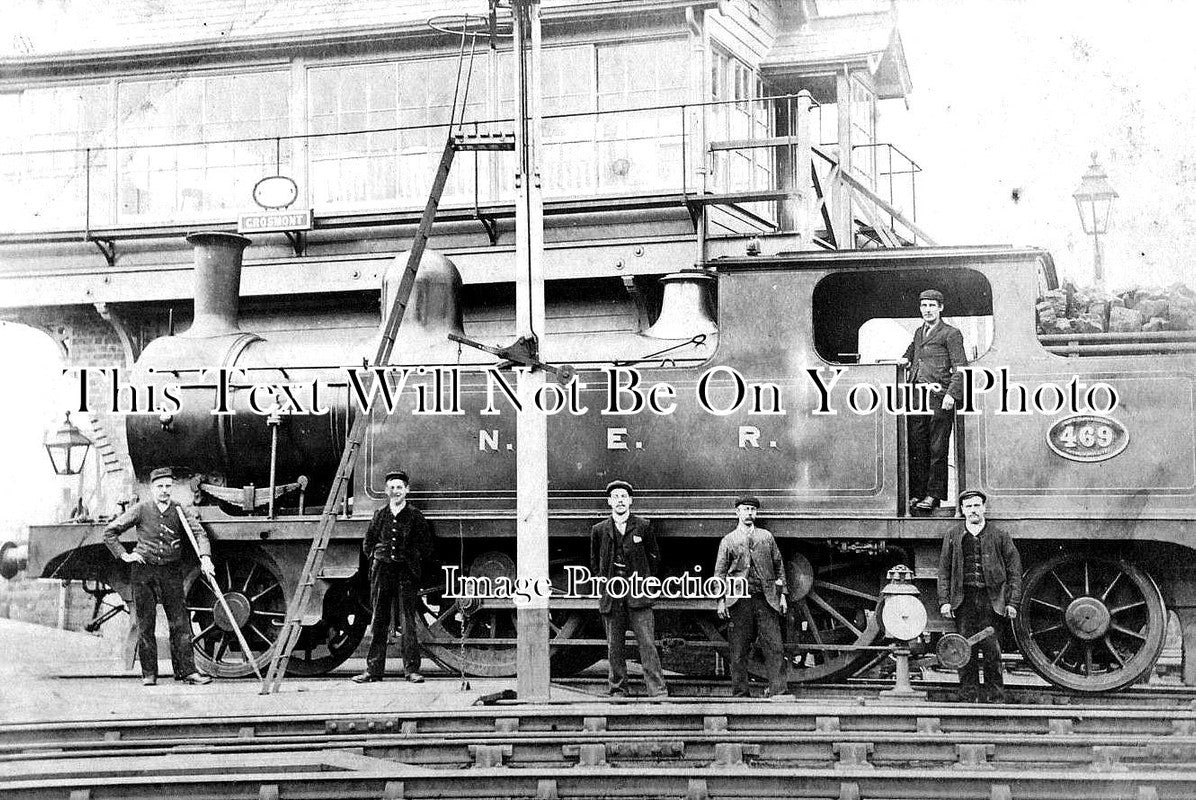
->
xmin=43 ymin=412 xmax=92 ymax=476
xmin=1072 ymin=151 xmax=1118 ymax=286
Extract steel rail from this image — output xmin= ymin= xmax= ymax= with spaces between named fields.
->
xmin=5 ymin=699 xmax=1196 ymax=746
xmin=5 ymin=763 xmax=1196 ymax=800
xmin=6 ymin=728 xmax=1196 ymax=767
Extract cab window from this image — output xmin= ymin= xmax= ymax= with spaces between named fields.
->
xmin=813 ymin=267 xmax=994 ymax=365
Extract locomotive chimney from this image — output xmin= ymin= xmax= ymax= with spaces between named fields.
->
xmin=182 ymin=232 xmax=251 ymax=337
xmin=383 ymin=249 xmax=466 ymax=350
xmin=644 ymin=270 xmax=718 ymax=339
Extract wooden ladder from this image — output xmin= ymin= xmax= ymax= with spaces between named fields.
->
xmin=259 ymin=131 xmax=515 ymax=694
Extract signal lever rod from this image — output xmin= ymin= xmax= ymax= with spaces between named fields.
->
xmin=448 ymin=333 xmax=576 ymax=384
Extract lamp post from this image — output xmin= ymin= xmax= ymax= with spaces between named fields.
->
xmin=43 ymin=412 xmax=92 ymax=476
xmin=1072 ymin=152 xmax=1118 ymax=286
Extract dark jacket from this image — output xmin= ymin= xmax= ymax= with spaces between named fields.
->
xmin=363 ymin=503 xmax=434 ymax=582
xmin=903 ymin=320 xmax=968 ymax=404
xmin=104 ymin=500 xmax=210 ymax=566
xmin=590 ymin=514 xmax=660 ymax=613
xmin=713 ymin=526 xmax=787 ymax=614
xmin=938 ymin=522 xmax=1023 ymax=615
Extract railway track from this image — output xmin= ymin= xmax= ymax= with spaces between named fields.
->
xmin=6 ymin=695 xmax=1196 ymax=799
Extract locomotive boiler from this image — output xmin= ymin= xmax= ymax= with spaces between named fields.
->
xmin=12 ymin=232 xmax=1196 ymax=693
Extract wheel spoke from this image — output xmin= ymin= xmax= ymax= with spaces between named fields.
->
xmin=1051 ymin=639 xmax=1073 ymax=666
xmin=241 ymin=563 xmax=257 ymax=593
xmin=1083 ymin=643 xmax=1094 ymax=676
xmin=249 ymin=624 xmax=272 ymax=647
xmin=1099 ymin=571 xmax=1124 ymax=602
xmin=1109 ymin=601 xmax=1146 ymax=615
xmin=214 ymin=633 xmax=228 ymax=662
xmin=799 ymin=601 xmax=824 ymax=645
xmin=193 ymin=623 xmax=218 ymax=642
xmin=812 ymin=579 xmax=880 ymax=604
xmin=1083 ymin=562 xmax=1090 ymax=596
xmin=186 ymin=606 xmax=211 ymax=614
xmin=1031 ymin=623 xmax=1064 ymax=637
xmin=1101 ymin=636 xmax=1127 ymax=667
xmin=808 ymin=591 xmax=862 ymax=637
xmin=1110 ymin=623 xmax=1147 ymax=642
xmin=1030 ymin=597 xmax=1065 ymax=613
xmin=428 ymin=604 xmax=458 ymax=634
xmin=1049 ymin=570 xmax=1074 ymax=600
xmin=252 ymin=610 xmax=286 ymax=618
xmin=251 ymin=583 xmax=281 ymax=602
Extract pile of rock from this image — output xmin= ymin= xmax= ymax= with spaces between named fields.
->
xmin=1036 ymin=283 xmax=1196 ymax=335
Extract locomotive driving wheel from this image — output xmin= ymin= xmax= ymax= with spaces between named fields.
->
xmin=417 ymin=551 xmax=602 ymax=677
xmin=695 ymin=551 xmax=889 ymax=685
xmin=781 ymin=552 xmax=888 ymax=682
xmin=1013 ymin=553 xmax=1166 ymax=692
xmin=284 ymin=579 xmax=369 ymax=677
xmin=184 ymin=549 xmax=287 ymax=678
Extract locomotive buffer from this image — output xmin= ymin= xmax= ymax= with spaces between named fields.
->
xmin=261 ymin=2 xmax=553 ymax=696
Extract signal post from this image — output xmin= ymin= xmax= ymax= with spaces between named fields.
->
xmin=511 ymin=0 xmax=551 ymax=701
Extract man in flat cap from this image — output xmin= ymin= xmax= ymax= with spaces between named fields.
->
xmin=104 ymin=467 xmax=214 ymax=686
xmin=590 ymin=480 xmax=667 ymax=697
xmin=902 ymin=288 xmax=969 ymax=514
xmin=353 ymin=470 xmax=435 ymax=683
xmin=714 ymin=496 xmax=789 ymax=698
xmin=938 ymin=489 xmax=1022 ymax=703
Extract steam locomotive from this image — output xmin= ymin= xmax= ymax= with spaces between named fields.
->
xmin=8 ymin=232 xmax=1195 ymax=693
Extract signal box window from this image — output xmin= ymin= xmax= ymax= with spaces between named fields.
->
xmin=813 ymin=268 xmax=994 ymax=365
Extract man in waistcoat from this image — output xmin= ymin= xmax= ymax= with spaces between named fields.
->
xmin=590 ymin=480 xmax=667 ymax=697
xmin=938 ymin=489 xmax=1022 ymax=703
xmin=352 ymin=470 xmax=435 ymax=683
xmin=714 ymin=495 xmax=789 ymax=698
xmin=903 ymin=288 xmax=969 ymax=514
xmin=103 ymin=467 xmax=214 ymax=686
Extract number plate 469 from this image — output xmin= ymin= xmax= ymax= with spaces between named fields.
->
xmin=1046 ymin=414 xmax=1130 ymax=463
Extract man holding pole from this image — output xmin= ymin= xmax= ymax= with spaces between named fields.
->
xmin=104 ymin=467 xmax=214 ymax=686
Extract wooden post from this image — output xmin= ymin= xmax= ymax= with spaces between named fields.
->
xmin=791 ymin=91 xmax=815 ymax=245
xmin=512 ymin=0 xmax=551 ymax=702
xmin=834 ymin=70 xmax=853 ymax=248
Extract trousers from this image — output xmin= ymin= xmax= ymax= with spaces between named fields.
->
xmin=603 ymin=599 xmax=667 ymax=696
xmin=957 ymin=585 xmax=1005 ymax=701
xmin=130 ymin=562 xmax=197 ymax=679
xmin=908 ymin=398 xmax=955 ymax=501
xmin=365 ymin=560 xmax=422 ymax=676
xmin=728 ymin=591 xmax=787 ymax=696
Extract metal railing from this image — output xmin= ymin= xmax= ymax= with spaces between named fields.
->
xmin=0 ymin=94 xmax=921 ymax=247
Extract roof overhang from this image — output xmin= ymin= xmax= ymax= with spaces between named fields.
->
xmin=760 ymin=11 xmax=911 ymax=103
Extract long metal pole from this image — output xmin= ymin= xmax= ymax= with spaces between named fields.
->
xmin=1093 ymin=228 xmax=1105 ymax=286
xmin=176 ymin=508 xmax=263 ymax=681
xmin=512 ymin=0 xmax=551 ymax=701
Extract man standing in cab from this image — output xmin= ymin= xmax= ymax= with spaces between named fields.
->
xmin=352 ymin=470 xmax=435 ymax=683
xmin=715 ymin=495 xmax=789 ymax=698
xmin=938 ymin=489 xmax=1022 ymax=703
xmin=104 ymin=467 xmax=214 ymax=686
xmin=590 ymin=480 xmax=667 ymax=697
xmin=903 ymin=288 xmax=968 ymax=515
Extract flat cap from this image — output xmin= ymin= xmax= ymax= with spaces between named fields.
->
xmin=958 ymin=489 xmax=987 ymax=504
xmin=734 ymin=495 xmax=760 ymax=508
xmin=384 ymin=470 xmax=410 ymax=484
xmin=919 ymin=289 xmax=944 ymax=303
xmin=605 ymin=480 xmax=634 ymax=496
xmin=149 ymin=467 xmax=173 ymax=483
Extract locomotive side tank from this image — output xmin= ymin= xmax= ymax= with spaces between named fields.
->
xmin=14 ymin=235 xmax=1196 ymax=692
